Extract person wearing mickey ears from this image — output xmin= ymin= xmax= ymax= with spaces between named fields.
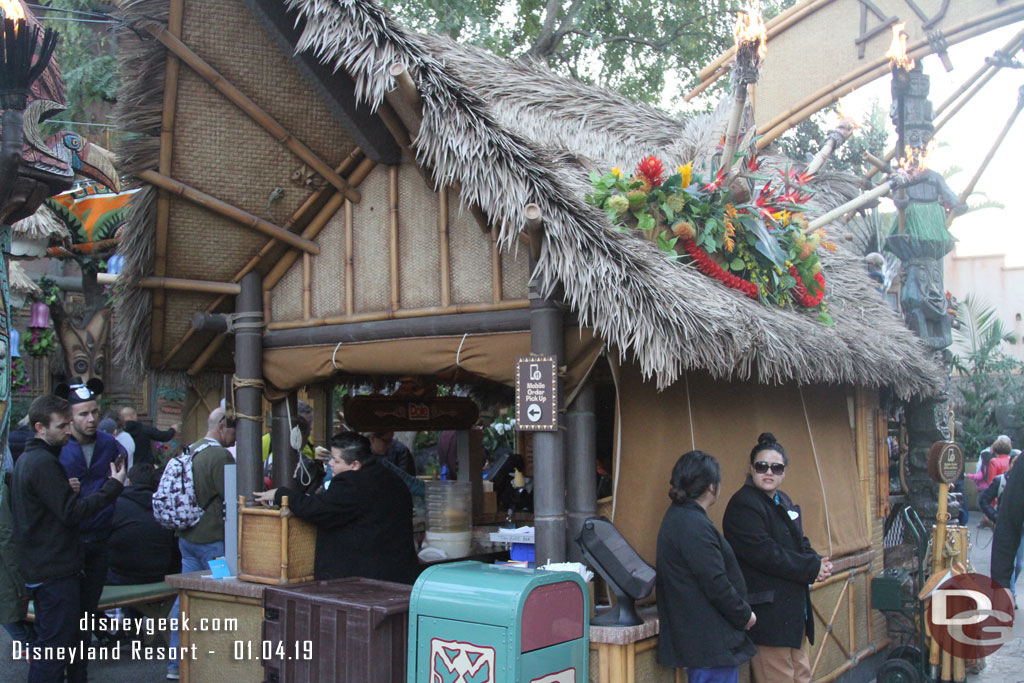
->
xmin=722 ymin=433 xmax=832 ymax=683
xmin=55 ymin=378 xmax=129 ymax=666
xmin=10 ymin=394 xmax=126 ymax=682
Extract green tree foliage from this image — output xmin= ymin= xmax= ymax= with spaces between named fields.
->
xmin=380 ymin=0 xmax=795 ymax=107
xmin=37 ymin=1 xmax=119 ymax=138
xmin=950 ymin=295 xmax=1022 ymax=458
xmin=775 ymin=100 xmax=890 ymax=178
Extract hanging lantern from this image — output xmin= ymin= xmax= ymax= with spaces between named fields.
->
xmin=11 ymin=328 xmax=21 ymax=358
xmin=29 ymin=301 xmax=50 ymax=329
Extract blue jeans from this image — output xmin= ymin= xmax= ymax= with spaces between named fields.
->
xmin=685 ymin=666 xmax=739 ymax=683
xmin=168 ymin=538 xmax=224 ymax=672
xmin=3 ymin=619 xmax=35 ymax=647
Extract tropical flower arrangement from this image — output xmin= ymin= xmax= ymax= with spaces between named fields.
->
xmin=24 ymin=327 xmax=57 ymax=358
xmin=586 ymin=154 xmax=836 ymax=323
xmin=11 ymin=356 xmax=30 ymax=392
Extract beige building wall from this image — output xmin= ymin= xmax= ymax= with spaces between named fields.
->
xmin=943 ymin=250 xmax=1024 ymax=362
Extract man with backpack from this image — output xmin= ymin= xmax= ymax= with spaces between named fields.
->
xmin=162 ymin=407 xmax=235 ymax=680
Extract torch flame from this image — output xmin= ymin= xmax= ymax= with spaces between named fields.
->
xmin=899 ymin=140 xmax=936 ymax=173
xmin=733 ymin=0 xmax=767 ymax=61
xmin=885 ymin=22 xmax=914 ymax=70
xmin=0 ymin=0 xmax=25 ymax=22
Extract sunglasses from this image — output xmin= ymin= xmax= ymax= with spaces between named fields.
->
xmin=753 ymin=461 xmax=786 ymax=475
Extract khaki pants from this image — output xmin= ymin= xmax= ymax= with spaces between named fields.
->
xmin=750 ymin=643 xmax=811 ymax=683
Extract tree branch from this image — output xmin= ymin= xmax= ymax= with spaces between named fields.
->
xmin=565 ymin=25 xmax=711 ymax=52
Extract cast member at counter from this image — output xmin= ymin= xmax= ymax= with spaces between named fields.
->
xmin=656 ymin=450 xmax=756 ymax=683
xmin=723 ymin=432 xmax=832 ymax=683
xmin=254 ymin=432 xmax=418 ymax=584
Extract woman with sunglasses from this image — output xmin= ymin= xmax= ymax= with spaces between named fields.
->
xmin=722 ymin=433 xmax=832 ymax=682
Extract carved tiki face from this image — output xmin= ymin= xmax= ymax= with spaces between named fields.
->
xmin=56 ymin=308 xmax=110 ymax=382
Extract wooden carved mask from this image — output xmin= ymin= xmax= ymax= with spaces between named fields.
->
xmin=57 ymin=308 xmax=110 ymax=382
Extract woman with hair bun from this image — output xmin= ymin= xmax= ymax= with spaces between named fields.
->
xmin=656 ymin=450 xmax=756 ymax=683
xmin=723 ymin=433 xmax=832 ymax=683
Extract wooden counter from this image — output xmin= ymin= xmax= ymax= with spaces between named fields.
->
xmin=165 ymin=571 xmax=304 ymax=683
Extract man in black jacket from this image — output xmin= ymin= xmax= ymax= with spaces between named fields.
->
xmin=119 ymin=405 xmax=179 ymax=467
xmin=254 ymin=432 xmax=418 ymax=584
xmin=107 ymin=463 xmax=181 ymax=585
xmin=11 ymin=395 xmax=126 ymax=683
xmin=992 ymin=460 xmax=1024 ymax=606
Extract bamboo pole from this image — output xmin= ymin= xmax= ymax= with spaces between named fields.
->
xmin=439 ymin=186 xmax=451 ymax=307
xmin=807 ymin=176 xmax=904 ymax=231
xmin=187 ymin=334 xmax=226 ymax=376
xmin=810 ymin=579 xmax=852 ymax=676
xmin=263 ymin=290 xmax=272 ymax=327
xmin=138 ymin=170 xmax=319 ymax=254
xmin=389 ymin=166 xmax=400 ymax=311
xmin=302 ymin=253 xmax=312 ymax=320
xmin=386 ymin=63 xmax=423 ymax=138
xmin=265 ymin=299 xmax=530 ymax=330
xmin=947 ymin=86 xmax=1024 ymax=226
xmin=150 ymin=0 xmax=185 ymax=366
xmin=491 ymin=225 xmax=503 ymax=303
xmin=136 ymin=277 xmax=241 ymax=295
xmin=147 ymin=25 xmax=360 ymax=203
xmin=345 ymin=198 xmax=354 ymax=316
xmin=757 ymin=5 xmax=1024 ymax=147
xmin=849 ymin=579 xmax=856 ymax=654
xmin=158 ymin=151 xmax=364 ymax=367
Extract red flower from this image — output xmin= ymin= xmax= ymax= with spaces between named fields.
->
xmin=636 ymin=155 xmax=666 ymax=188
xmin=789 ymin=266 xmax=825 ymax=307
xmin=683 ymin=239 xmax=758 ymax=299
xmin=747 ymin=155 xmax=762 ymax=172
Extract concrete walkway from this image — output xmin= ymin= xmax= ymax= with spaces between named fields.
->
xmin=965 ymin=515 xmax=1023 ymax=682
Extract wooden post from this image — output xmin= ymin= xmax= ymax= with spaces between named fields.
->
xmin=136 ymin=277 xmax=241 ymax=295
xmin=491 ymin=225 xmax=503 ymax=303
xmin=151 ymin=0 xmax=185 ymax=366
xmin=385 ymin=63 xmax=423 ymax=138
xmin=302 ymin=253 xmax=312 ymax=320
xmin=439 ymin=187 xmax=451 ymax=307
xmin=345 ymin=198 xmax=355 ymax=316
xmin=389 ymin=166 xmax=400 ymax=311
xmin=234 ymin=272 xmax=264 ymax=503
xmin=271 ymin=395 xmax=299 ymax=491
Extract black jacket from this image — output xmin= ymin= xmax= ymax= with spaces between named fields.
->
xmin=723 ymin=480 xmax=821 ymax=648
xmin=107 ymin=485 xmax=181 ymax=584
xmin=992 ymin=465 xmax=1024 ymax=589
xmin=124 ymin=421 xmax=176 ymax=466
xmin=656 ymin=500 xmax=756 ymax=669
xmin=8 ymin=426 xmax=32 ymax=463
xmin=274 ymin=457 xmax=418 ymax=584
xmin=11 ymin=438 xmax=123 ymax=584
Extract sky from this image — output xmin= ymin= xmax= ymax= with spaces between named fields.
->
xmin=833 ymin=23 xmax=1024 ymax=267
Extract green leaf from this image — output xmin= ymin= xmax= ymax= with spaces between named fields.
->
xmin=660 ymin=202 xmax=674 ymax=222
xmin=590 ymin=170 xmax=601 ymax=184
xmin=818 ymin=311 xmax=835 ymax=326
xmin=729 ymin=258 xmax=744 ymax=271
xmin=636 ymin=212 xmax=655 ymax=231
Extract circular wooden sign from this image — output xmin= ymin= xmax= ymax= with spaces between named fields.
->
xmin=927 ymin=441 xmax=964 ymax=484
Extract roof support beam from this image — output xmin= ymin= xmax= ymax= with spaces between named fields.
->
xmin=136 ymin=277 xmax=242 ymax=295
xmin=146 ymin=24 xmax=361 ymax=204
xmin=138 ymin=170 xmax=320 ymax=255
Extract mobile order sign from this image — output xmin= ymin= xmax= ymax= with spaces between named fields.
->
xmin=515 ymin=355 xmax=558 ymax=431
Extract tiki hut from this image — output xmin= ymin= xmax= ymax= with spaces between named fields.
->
xmin=112 ymin=0 xmax=942 ymax=680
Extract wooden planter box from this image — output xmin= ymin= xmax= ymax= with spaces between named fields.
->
xmin=237 ymin=496 xmax=316 ymax=585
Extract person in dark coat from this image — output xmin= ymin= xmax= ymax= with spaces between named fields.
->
xmin=723 ymin=433 xmax=832 ymax=683
xmin=11 ymin=394 xmax=126 ymax=682
xmin=107 ymin=463 xmax=182 ymax=585
xmin=254 ymin=432 xmax=418 ymax=584
xmin=991 ymin=456 xmax=1024 ymax=606
xmin=369 ymin=431 xmax=417 ymax=476
xmin=119 ymin=405 xmax=179 ymax=467
xmin=656 ymin=450 xmax=756 ymax=683
xmin=8 ymin=415 xmax=33 ymax=463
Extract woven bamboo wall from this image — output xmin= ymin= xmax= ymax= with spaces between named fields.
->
xmin=271 ymin=161 xmax=530 ymax=325
xmin=155 ymin=0 xmax=356 ymax=363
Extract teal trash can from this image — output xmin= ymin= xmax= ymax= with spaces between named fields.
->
xmin=408 ymin=561 xmax=589 ymax=682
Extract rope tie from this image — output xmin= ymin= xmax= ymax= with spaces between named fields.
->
xmin=223 ymin=312 xmax=264 ymax=334
xmin=331 ymin=341 xmax=343 ymax=369
xmin=683 ymin=370 xmax=696 ymax=451
xmin=230 ymin=375 xmax=265 ymax=422
xmin=455 ymin=333 xmax=468 ymax=368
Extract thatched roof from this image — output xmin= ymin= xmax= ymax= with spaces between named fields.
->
xmin=11 ymin=204 xmax=70 ymax=240
xmin=8 ymin=262 xmax=42 ymax=298
xmin=112 ymin=0 xmax=943 ymax=398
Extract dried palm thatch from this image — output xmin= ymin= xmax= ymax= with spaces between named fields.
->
xmin=11 ymin=204 xmax=69 ymax=240
xmin=112 ymin=0 xmax=942 ymax=398
xmin=8 ymin=261 xmax=42 ymax=298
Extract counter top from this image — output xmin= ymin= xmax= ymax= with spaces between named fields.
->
xmin=589 ymin=606 xmax=660 ymax=644
xmin=165 ymin=571 xmax=304 ymax=600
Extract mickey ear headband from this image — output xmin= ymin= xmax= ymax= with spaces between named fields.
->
xmin=55 ymin=377 xmax=105 ymax=405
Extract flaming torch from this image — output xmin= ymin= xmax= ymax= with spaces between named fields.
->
xmin=719 ymin=1 xmax=766 ymax=177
